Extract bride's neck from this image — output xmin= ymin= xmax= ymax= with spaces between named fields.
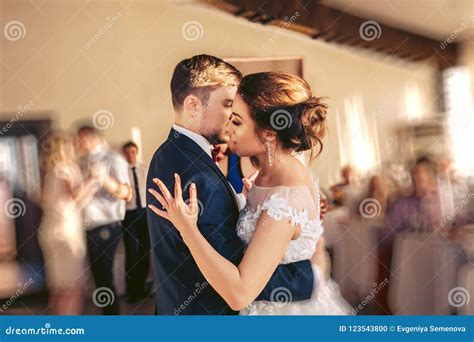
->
xmin=255 ymin=149 xmax=295 ymax=181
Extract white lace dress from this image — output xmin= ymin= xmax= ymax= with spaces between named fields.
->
xmin=237 ymin=184 xmax=353 ymax=315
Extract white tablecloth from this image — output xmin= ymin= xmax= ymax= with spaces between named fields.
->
xmin=388 ymin=231 xmax=467 ymax=315
xmin=322 ymin=207 xmax=347 ymax=249
xmin=457 ymin=263 xmax=474 ymax=315
xmin=324 ymin=209 xmax=383 ymax=298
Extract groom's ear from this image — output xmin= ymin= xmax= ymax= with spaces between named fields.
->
xmin=183 ymin=94 xmax=201 ymax=117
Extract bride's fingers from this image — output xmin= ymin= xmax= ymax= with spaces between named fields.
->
xmin=174 ymin=173 xmax=183 ymax=203
xmin=153 ymin=178 xmax=173 ymax=202
xmin=248 ymin=170 xmax=259 ymax=182
xmin=189 ymin=183 xmax=198 ymax=214
xmin=148 ymin=188 xmax=168 ymax=209
xmin=148 ymin=204 xmax=169 ymax=219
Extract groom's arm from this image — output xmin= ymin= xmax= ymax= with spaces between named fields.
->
xmin=256 ymin=260 xmax=317 ymax=301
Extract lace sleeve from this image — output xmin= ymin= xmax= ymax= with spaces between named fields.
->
xmin=261 ymin=193 xmax=294 ymax=221
xmin=259 ymin=186 xmax=320 ymax=228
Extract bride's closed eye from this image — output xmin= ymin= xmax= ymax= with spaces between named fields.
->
xmin=230 ymin=113 xmax=241 ymax=126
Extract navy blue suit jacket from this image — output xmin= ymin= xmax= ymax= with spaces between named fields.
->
xmin=147 ymin=128 xmax=314 ymax=315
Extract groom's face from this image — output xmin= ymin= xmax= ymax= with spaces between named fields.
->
xmin=200 ymin=86 xmax=237 ymax=144
xmin=200 ymin=85 xmax=237 ymax=144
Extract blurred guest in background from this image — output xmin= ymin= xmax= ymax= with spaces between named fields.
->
xmin=76 ymin=126 xmax=132 ymax=315
xmin=363 ymin=174 xmax=391 ymax=220
xmin=436 ymin=156 xmax=472 ymax=226
xmin=38 ymin=132 xmax=100 ymax=315
xmin=383 ymin=156 xmax=442 ymax=242
xmin=121 ymin=141 xmax=150 ymax=303
xmin=330 ymin=165 xmax=359 ymax=207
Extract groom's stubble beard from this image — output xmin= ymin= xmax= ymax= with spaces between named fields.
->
xmin=202 ymin=130 xmax=229 ymax=145
xmin=199 ymin=108 xmax=230 ymax=145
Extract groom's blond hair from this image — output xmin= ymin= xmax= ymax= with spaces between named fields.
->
xmin=170 ymin=54 xmax=242 ymax=111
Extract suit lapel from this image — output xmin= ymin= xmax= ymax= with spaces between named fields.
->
xmin=166 ymin=128 xmax=239 ymax=209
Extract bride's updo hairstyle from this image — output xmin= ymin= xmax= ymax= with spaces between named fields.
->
xmin=238 ymin=72 xmax=327 ymax=161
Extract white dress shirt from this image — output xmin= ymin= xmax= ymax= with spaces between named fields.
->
xmin=172 ymin=124 xmax=246 ymax=210
xmin=78 ymin=144 xmax=130 ymax=230
xmin=173 ymin=124 xmax=213 ymax=158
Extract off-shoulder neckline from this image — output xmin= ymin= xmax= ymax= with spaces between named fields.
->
xmin=252 ymin=184 xmax=315 ymax=189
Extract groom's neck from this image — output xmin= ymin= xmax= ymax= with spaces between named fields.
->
xmin=174 ymin=115 xmax=202 ymax=136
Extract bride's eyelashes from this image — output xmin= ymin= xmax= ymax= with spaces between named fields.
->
xmin=229 ymin=112 xmax=242 ymax=126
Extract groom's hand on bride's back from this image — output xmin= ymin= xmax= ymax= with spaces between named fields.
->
xmin=311 ymin=238 xmax=330 ymax=278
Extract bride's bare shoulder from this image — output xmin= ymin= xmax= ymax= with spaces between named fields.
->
xmin=273 ymin=158 xmax=313 ymax=187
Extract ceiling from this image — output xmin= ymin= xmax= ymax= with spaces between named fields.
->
xmin=321 ymin=0 xmax=474 ymax=41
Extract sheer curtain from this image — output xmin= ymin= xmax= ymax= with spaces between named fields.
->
xmin=335 ymin=95 xmax=381 ymax=176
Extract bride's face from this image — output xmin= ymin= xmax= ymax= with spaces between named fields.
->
xmin=225 ymin=94 xmax=265 ymax=157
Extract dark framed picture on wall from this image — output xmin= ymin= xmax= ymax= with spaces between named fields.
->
xmin=224 ymin=56 xmax=304 ymax=77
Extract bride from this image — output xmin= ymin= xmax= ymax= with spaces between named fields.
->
xmin=148 ymin=72 xmax=352 ymax=315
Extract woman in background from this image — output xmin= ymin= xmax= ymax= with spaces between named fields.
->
xmin=39 ymin=132 xmax=100 ymax=314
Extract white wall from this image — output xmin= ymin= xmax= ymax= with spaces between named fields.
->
xmin=0 ymin=0 xmax=439 ymax=188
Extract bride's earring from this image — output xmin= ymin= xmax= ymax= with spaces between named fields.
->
xmin=266 ymin=142 xmax=273 ymax=167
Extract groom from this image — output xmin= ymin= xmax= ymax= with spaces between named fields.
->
xmin=147 ymin=54 xmax=321 ymax=315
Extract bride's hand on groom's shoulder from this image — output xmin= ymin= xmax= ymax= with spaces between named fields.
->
xmin=148 ymin=173 xmax=199 ymax=234
xmin=241 ymin=170 xmax=259 ymax=198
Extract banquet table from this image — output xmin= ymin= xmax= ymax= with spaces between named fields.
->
xmin=388 ymin=230 xmax=467 ymax=315
xmin=324 ymin=209 xmax=383 ymax=298
xmin=457 ymin=263 xmax=474 ymax=315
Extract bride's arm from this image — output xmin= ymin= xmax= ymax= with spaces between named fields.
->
xmin=148 ymin=174 xmax=296 ymax=311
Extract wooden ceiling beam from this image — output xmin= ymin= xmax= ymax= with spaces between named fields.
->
xmin=219 ymin=0 xmax=458 ymax=69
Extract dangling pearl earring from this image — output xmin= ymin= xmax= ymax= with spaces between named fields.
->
xmin=266 ymin=142 xmax=273 ymax=167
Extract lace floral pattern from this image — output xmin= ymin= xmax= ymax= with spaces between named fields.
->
xmin=236 ymin=187 xmax=323 ymax=264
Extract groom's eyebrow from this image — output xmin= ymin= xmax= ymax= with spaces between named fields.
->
xmin=232 ymin=112 xmax=242 ymax=118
